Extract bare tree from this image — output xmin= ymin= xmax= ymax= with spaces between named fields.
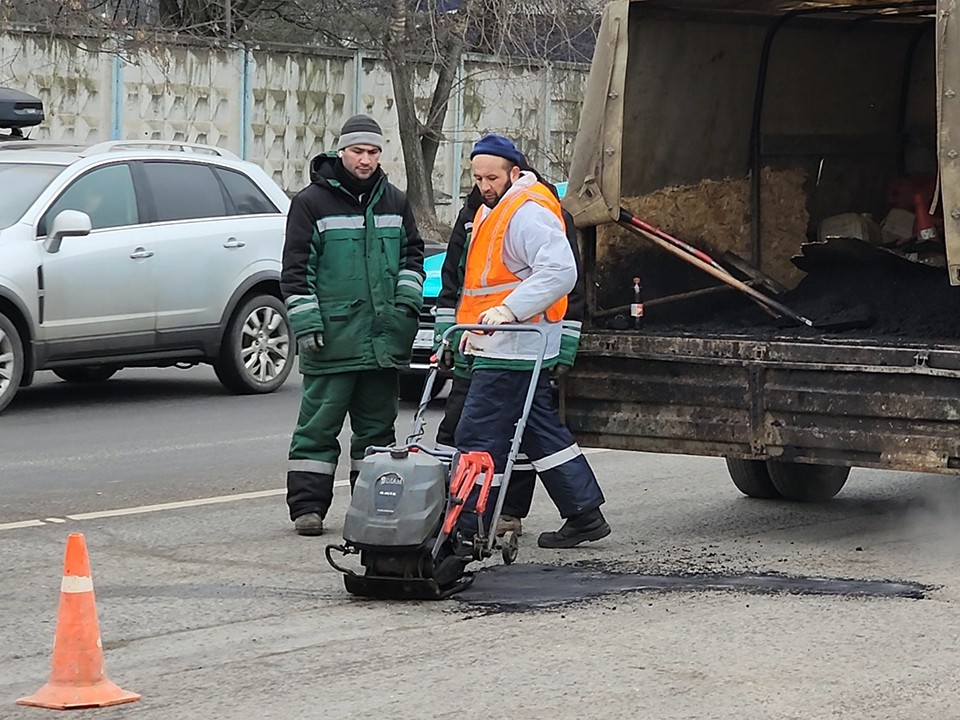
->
xmin=362 ymin=0 xmax=600 ymax=235
xmin=380 ymin=0 xmax=474 ymax=237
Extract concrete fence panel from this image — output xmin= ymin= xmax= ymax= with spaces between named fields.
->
xmin=0 ymin=28 xmax=587 ymax=223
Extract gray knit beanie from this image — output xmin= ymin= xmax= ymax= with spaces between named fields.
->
xmin=336 ymin=114 xmax=384 ymax=151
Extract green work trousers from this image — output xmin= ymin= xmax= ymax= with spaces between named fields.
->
xmin=286 ymin=369 xmax=399 ymax=519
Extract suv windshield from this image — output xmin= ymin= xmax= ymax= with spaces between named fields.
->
xmin=0 ymin=163 xmax=65 ymax=229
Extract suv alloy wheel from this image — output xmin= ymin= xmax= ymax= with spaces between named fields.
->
xmin=214 ymin=294 xmax=293 ymax=394
xmin=0 ymin=312 xmax=23 ymax=413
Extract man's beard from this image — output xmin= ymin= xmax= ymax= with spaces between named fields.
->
xmin=483 ymin=179 xmax=513 ymax=208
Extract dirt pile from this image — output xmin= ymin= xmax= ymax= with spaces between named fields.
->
xmin=783 ymin=261 xmax=960 ymax=340
xmin=597 ymin=167 xmax=809 ymax=306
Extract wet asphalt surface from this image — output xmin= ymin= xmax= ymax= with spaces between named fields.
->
xmin=460 ymin=563 xmax=929 ymax=614
xmin=2 ymin=366 xmax=960 ymax=718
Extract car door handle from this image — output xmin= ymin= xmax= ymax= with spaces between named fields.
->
xmin=223 ymin=238 xmax=246 ymax=249
xmin=130 ymin=248 xmax=154 ymax=259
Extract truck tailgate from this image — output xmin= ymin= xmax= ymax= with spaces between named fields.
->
xmin=566 ymin=331 xmax=960 ymax=474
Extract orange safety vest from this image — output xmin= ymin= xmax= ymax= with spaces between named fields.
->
xmin=457 ymin=182 xmax=568 ymax=325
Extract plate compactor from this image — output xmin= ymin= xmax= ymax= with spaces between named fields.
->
xmin=325 ymin=324 xmax=547 ymax=600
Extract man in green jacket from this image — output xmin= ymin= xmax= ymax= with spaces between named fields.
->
xmin=281 ymin=114 xmax=425 ymax=536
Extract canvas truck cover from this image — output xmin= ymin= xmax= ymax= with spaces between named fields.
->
xmin=564 ymin=0 xmax=960 ymax=285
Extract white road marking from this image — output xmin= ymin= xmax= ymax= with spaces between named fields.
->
xmin=0 ymin=519 xmax=46 ymax=530
xmin=0 ymin=449 xmax=612 ymax=532
xmin=67 ymin=485 xmax=327 ymax=521
xmin=0 ymin=481 xmax=350 ymax=531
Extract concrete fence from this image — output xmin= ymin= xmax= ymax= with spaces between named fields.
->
xmin=0 ymin=28 xmax=588 ymax=224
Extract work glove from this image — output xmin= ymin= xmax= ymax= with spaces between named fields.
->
xmin=431 ymin=307 xmax=458 ymax=371
xmin=553 ymin=320 xmax=581 ymax=377
xmin=432 ymin=307 xmax=456 ymax=352
xmin=433 ymin=321 xmax=454 ymax=352
xmin=460 ymin=305 xmax=516 ymax=354
xmin=434 ymin=328 xmax=470 ymax=375
xmin=435 ymin=329 xmax=464 ymax=373
xmin=477 ymin=305 xmax=516 ymax=326
xmin=297 ymin=332 xmax=324 ymax=354
xmin=436 ymin=345 xmax=456 ymax=372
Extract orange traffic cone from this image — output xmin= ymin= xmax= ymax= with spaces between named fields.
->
xmin=914 ymin=192 xmax=940 ymax=243
xmin=17 ymin=533 xmax=140 ymax=710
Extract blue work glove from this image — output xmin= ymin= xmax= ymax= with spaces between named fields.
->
xmin=432 ymin=307 xmax=458 ymax=371
xmin=297 ymin=332 xmax=323 ymax=354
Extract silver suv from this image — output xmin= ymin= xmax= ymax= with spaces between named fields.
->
xmin=0 ymin=93 xmax=294 ymax=413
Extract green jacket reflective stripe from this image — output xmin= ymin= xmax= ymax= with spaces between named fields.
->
xmin=281 ymin=152 xmax=425 ymax=375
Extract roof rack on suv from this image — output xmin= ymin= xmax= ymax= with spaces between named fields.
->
xmin=0 ymin=87 xmax=44 ymax=140
xmin=80 ymin=140 xmax=240 ymax=159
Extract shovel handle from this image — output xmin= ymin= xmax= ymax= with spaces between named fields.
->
xmin=623 ymin=212 xmax=729 ymax=274
xmin=617 ymin=209 xmax=814 ymax=327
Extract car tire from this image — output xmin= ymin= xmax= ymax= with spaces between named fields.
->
xmin=398 ymin=373 xmax=446 ymax=402
xmin=214 ymin=294 xmax=293 ymax=395
xmin=725 ymin=457 xmax=782 ymax=499
xmin=53 ymin=365 xmax=120 ymax=383
xmin=0 ymin=312 xmax=24 ymax=414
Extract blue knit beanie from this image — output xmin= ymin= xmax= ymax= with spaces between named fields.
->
xmin=470 ymin=133 xmax=522 ymax=166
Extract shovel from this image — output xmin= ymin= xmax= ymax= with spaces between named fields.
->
xmin=617 ymin=209 xmax=875 ymax=331
xmin=617 ymin=208 xmax=817 ymax=326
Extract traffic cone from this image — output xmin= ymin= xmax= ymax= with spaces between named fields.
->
xmin=914 ymin=192 xmax=940 ymax=243
xmin=17 ymin=533 xmax=140 ymax=710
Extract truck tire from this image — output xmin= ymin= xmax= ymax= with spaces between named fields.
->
xmin=214 ymin=294 xmax=293 ymax=395
xmin=53 ymin=365 xmax=120 ymax=383
xmin=766 ymin=461 xmax=850 ymax=502
xmin=0 ymin=312 xmax=24 ymax=414
xmin=725 ymin=457 xmax=782 ymax=499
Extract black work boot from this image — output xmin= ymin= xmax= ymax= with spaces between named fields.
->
xmin=537 ymin=509 xmax=610 ymax=549
xmin=293 ymin=512 xmax=324 ymax=536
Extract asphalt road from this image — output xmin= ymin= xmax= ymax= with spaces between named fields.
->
xmin=2 ymin=367 xmax=960 ymax=719
xmin=0 ymin=366 xmax=309 ymax=523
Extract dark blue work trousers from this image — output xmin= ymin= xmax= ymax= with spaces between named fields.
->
xmin=454 ymin=369 xmax=605 ymax=535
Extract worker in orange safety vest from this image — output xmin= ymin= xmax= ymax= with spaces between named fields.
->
xmin=453 ymin=133 xmax=610 ymax=549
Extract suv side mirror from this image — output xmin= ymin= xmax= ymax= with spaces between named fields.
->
xmin=45 ymin=210 xmax=91 ymax=253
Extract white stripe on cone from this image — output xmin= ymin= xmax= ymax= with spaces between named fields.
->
xmin=61 ymin=576 xmax=94 ymax=594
